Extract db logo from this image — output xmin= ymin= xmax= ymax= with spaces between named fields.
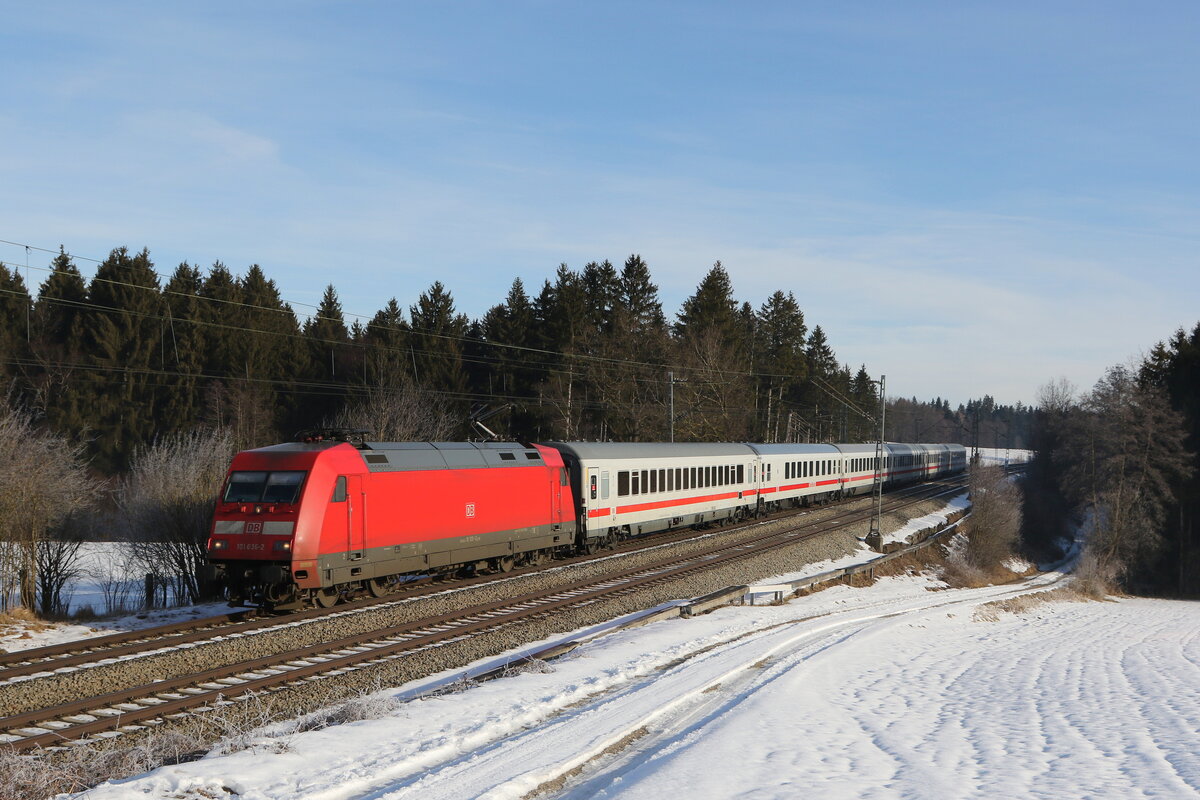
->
xmin=245 ymin=522 xmax=263 ymax=534
xmin=465 ymin=503 xmax=476 ymax=518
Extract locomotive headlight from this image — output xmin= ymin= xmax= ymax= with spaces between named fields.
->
xmin=212 ymin=539 xmax=227 ymax=550
xmin=273 ymin=540 xmax=292 ymax=552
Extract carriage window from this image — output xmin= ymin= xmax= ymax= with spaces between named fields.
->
xmin=675 ymin=467 xmax=683 ymax=489
xmin=660 ymin=469 xmax=667 ymax=491
xmin=785 ymin=462 xmax=791 ymax=480
xmin=737 ymin=464 xmax=744 ymax=483
xmin=601 ymin=471 xmax=610 ymax=499
xmin=618 ymin=471 xmax=629 ymax=497
xmin=650 ymin=469 xmax=658 ymax=493
xmin=641 ymin=470 xmax=649 ymax=494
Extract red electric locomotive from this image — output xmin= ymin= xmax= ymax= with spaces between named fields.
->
xmin=203 ymin=435 xmax=576 ymax=610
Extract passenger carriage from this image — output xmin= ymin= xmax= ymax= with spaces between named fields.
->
xmin=744 ymin=443 xmax=843 ymax=509
xmin=543 ymin=442 xmax=760 ymax=549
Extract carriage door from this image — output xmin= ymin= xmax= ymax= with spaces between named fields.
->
xmin=346 ymin=474 xmax=365 ymax=557
xmin=586 ymin=467 xmax=599 ymax=515
xmin=552 ymin=467 xmax=567 ymax=530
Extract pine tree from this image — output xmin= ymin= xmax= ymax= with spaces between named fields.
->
xmin=534 ymin=265 xmax=590 ymax=438
xmin=0 ymin=264 xmax=32 ymax=397
xmin=1140 ymin=323 xmax=1200 ymax=594
xmin=536 ymin=264 xmax=588 ymax=353
xmin=671 ymin=262 xmax=753 ymax=441
xmin=301 ymin=284 xmax=352 ymax=427
xmin=476 ymin=278 xmax=539 ymax=435
xmin=674 ymin=261 xmax=739 ymax=341
xmin=619 ymin=255 xmax=666 ymax=335
xmin=756 ymin=290 xmax=808 ymax=441
xmin=581 ymin=260 xmax=620 ymax=334
xmin=849 ymin=365 xmax=878 ymax=441
xmin=32 ymin=248 xmax=86 ymax=355
xmin=364 ymin=297 xmax=411 ymax=389
xmin=159 ymin=263 xmax=206 ymax=433
xmin=30 ymin=249 xmax=87 ymax=431
xmin=198 ymin=262 xmax=243 ymax=379
xmin=409 ymin=281 xmax=469 ymax=419
xmin=77 ymin=247 xmax=163 ymax=472
xmin=238 ymin=264 xmax=302 ymax=442
xmin=804 ymin=325 xmax=837 ymax=378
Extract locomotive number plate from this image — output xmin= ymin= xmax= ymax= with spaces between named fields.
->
xmin=236 ymin=542 xmax=265 ymax=551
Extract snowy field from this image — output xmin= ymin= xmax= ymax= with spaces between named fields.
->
xmin=68 ymin=551 xmax=1199 ymax=799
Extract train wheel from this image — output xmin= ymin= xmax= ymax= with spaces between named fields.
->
xmin=494 ymin=556 xmax=515 ymax=573
xmin=314 ymin=587 xmax=339 ymax=608
xmin=368 ymin=578 xmax=389 ymax=598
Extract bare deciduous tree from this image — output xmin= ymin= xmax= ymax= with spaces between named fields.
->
xmin=118 ymin=427 xmax=237 ymax=605
xmin=1055 ymin=366 xmax=1193 ymax=585
xmin=35 ymin=534 xmax=85 ymax=616
xmin=328 ymin=380 xmax=457 ymax=441
xmin=0 ymin=401 xmax=96 ymax=613
xmin=965 ymin=464 xmax=1022 ymax=569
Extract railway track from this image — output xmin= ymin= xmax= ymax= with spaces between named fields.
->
xmin=0 ymin=476 xmax=969 ymax=752
xmin=0 ymin=477 xmax=953 ymax=687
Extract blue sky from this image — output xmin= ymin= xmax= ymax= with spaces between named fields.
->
xmin=2 ymin=2 xmax=1197 ymax=407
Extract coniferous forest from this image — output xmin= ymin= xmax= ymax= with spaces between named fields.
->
xmin=0 ymin=245 xmax=1029 ymax=474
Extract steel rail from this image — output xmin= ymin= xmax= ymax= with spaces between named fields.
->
xmin=0 ymin=478 xmax=948 ymax=684
xmin=0 ymin=478 xmax=965 ymax=752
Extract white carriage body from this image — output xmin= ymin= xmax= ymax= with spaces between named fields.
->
xmin=545 ymin=442 xmax=759 ymax=536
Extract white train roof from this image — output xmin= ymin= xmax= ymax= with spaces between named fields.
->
xmin=543 ymin=442 xmax=757 ymax=460
xmin=746 ymin=443 xmax=842 ymax=456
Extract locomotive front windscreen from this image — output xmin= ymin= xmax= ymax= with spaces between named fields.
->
xmin=223 ymin=471 xmax=307 ymax=504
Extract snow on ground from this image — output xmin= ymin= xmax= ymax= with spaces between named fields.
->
xmin=0 ymin=601 xmax=233 ymax=654
xmin=68 ymin=555 xmax=1199 ymax=799
xmin=973 ymin=447 xmax=1032 ymax=465
xmin=0 ymin=538 xmax=233 ymax=653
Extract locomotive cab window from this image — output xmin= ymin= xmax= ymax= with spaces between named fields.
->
xmin=331 ymin=476 xmax=348 ymax=503
xmin=223 ymin=471 xmax=306 ymax=504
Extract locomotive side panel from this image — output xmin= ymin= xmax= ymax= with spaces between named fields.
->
xmin=304 ymin=444 xmax=573 ymax=589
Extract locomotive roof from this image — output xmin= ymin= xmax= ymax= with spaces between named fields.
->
xmin=361 ymin=441 xmax=547 ymax=472
xmin=244 ymin=441 xmax=548 ymax=472
xmin=543 ymin=442 xmax=757 ymax=460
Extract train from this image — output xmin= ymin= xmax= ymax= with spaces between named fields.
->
xmin=201 ymin=434 xmax=967 ymax=610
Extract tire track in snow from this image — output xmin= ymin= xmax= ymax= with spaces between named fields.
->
xmin=349 ymin=569 xmax=1078 ymax=800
